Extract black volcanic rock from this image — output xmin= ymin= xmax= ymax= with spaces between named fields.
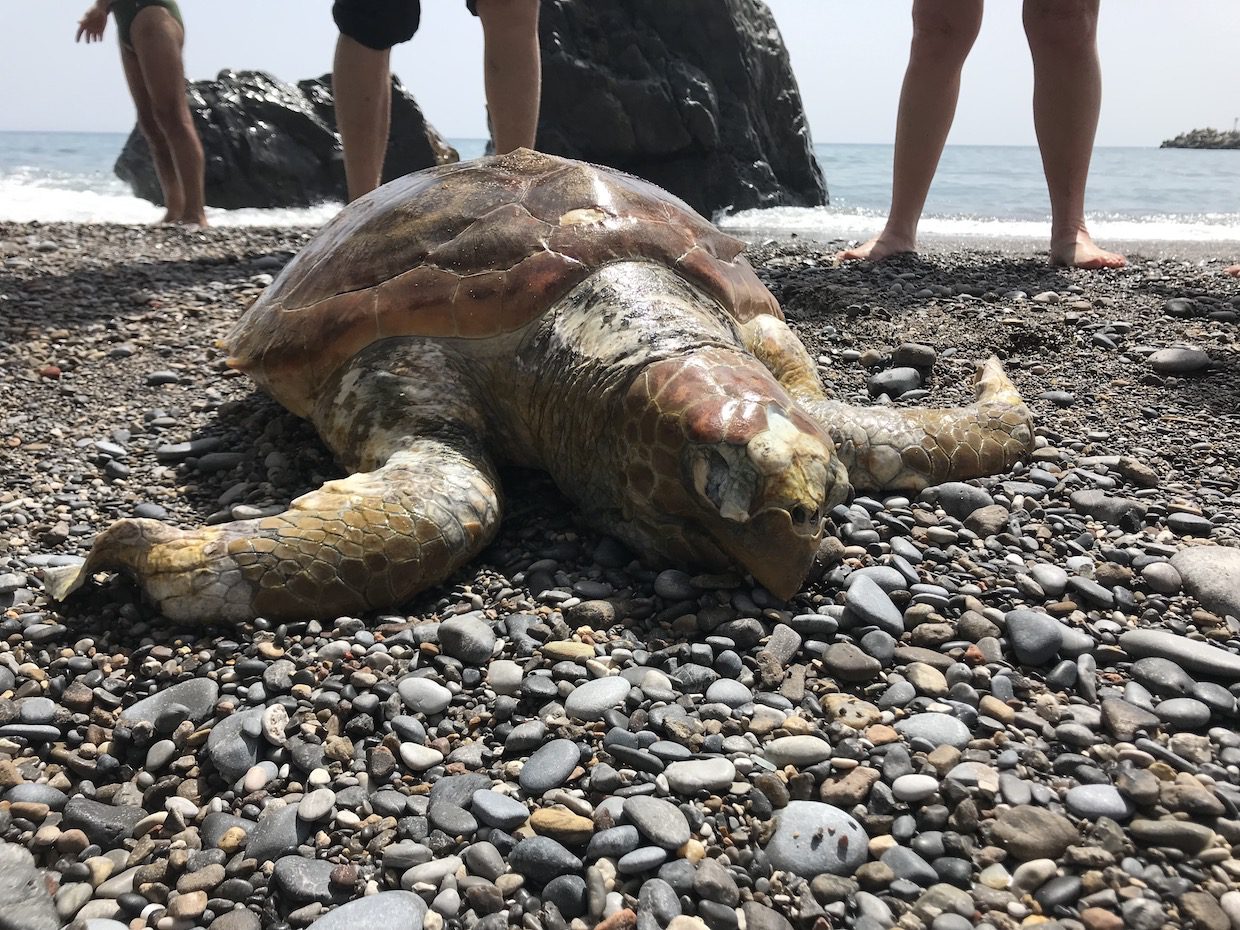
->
xmin=536 ymin=0 xmax=827 ymax=217
xmin=1161 ymin=127 xmax=1240 ymax=149
xmin=115 ymin=69 xmax=456 ymax=210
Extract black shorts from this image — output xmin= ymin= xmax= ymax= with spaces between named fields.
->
xmin=333 ymin=0 xmax=479 ymax=51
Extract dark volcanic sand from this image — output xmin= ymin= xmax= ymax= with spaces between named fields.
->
xmin=2 ymin=220 xmax=1240 ymax=930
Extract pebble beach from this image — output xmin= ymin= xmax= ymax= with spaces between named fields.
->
xmin=3 ymin=219 xmax=1240 ymax=930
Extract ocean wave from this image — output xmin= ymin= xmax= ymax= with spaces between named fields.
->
xmin=0 ymin=176 xmax=342 ymax=227
xmin=718 ymin=206 xmax=1240 ymax=243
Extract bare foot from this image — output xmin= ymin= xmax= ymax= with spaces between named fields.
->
xmin=834 ymin=231 xmax=917 ymax=264
xmin=177 ymin=212 xmax=209 ymax=228
xmin=1050 ymin=231 xmax=1126 ymax=269
xmin=1225 ymin=264 xmax=1240 ymax=278
xmin=158 ymin=211 xmax=179 ymax=225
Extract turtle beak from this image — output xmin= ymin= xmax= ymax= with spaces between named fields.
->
xmin=689 ymin=427 xmax=846 ymax=600
xmin=732 ymin=506 xmax=821 ymax=600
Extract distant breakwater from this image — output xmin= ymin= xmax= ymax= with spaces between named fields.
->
xmin=1161 ymin=127 xmax=1240 ymax=149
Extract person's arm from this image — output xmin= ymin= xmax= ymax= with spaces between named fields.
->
xmin=76 ymin=0 xmax=109 ymax=43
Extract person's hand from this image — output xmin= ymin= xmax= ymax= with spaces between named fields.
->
xmin=76 ymin=3 xmax=108 ymax=43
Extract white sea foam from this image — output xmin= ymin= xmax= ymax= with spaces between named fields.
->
xmin=719 ymin=206 xmax=1240 ymax=243
xmin=0 ymin=174 xmax=341 ymax=227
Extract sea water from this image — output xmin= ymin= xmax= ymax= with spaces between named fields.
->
xmin=1 ymin=130 xmax=1237 ymax=241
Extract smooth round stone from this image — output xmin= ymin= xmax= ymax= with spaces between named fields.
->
xmin=586 ymin=825 xmax=641 ymax=860
xmin=1148 ymin=346 xmax=1209 ymax=374
xmin=4 ymin=783 xmax=69 ymax=810
xmin=618 ymin=846 xmax=669 ymax=874
xmin=895 ymin=713 xmax=970 ymax=749
xmin=17 ymin=697 xmax=55 ymax=724
xmin=398 ymin=677 xmax=452 ymax=715
xmin=932 ymin=482 xmax=994 ymax=520
xmin=1131 ymin=657 xmax=1195 ymax=698
xmin=1156 ymin=697 xmax=1212 ymax=730
xmin=487 ymin=660 xmax=523 ymax=696
xmin=704 ymin=679 xmax=752 ymax=708
xmin=1065 ymin=784 xmax=1132 ymax=821
xmin=1121 ymin=628 xmax=1240 ymax=680
xmin=654 ymin=569 xmax=696 ymax=601
xmin=1170 ymin=547 xmax=1240 ymax=621
xmin=297 ymin=788 xmax=335 ymax=822
xmin=438 ymin=614 xmax=497 ymax=664
xmin=302 ymin=891 xmax=427 ymax=930
xmin=891 ymin=774 xmax=940 ymax=803
xmin=844 ymin=575 xmax=904 ymax=637
xmin=868 ymin=366 xmax=922 ymax=398
xmin=1168 ymin=512 xmax=1214 ymax=537
xmin=402 ymin=855 xmax=462 ymax=888
xmin=1029 ymin=563 xmax=1068 ymax=599
xmin=1005 ymin=609 xmax=1063 ymax=666
xmin=120 ymin=679 xmax=219 ymax=726
xmin=764 ymin=735 xmax=832 ymax=768
xmin=564 ymin=677 xmax=631 ymax=721
xmin=1141 ymin=561 xmax=1182 ymax=595
xmin=664 ymin=758 xmax=736 ymax=795
xmin=471 ymin=791 xmax=529 ymax=831
xmin=400 ymin=744 xmax=445 ymax=772
xmin=520 ymin=738 xmax=581 ymax=794
xmin=623 ymin=796 xmax=690 ymax=850
xmin=508 ymin=836 xmax=582 ymax=884
xmin=429 ymin=803 xmax=477 ymax=837
xmin=765 ymin=801 xmax=866 ymax=877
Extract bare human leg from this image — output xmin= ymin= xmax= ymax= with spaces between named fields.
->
xmin=1024 ymin=0 xmax=1124 ymax=268
xmin=129 ymin=7 xmax=207 ymax=226
xmin=836 ymin=0 xmax=983 ymax=263
xmin=333 ymin=35 xmax=391 ymax=201
xmin=476 ymin=0 xmax=541 ymax=153
xmin=119 ymin=44 xmax=182 ymax=223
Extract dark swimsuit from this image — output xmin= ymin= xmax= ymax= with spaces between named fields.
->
xmin=110 ymin=0 xmax=183 ymax=49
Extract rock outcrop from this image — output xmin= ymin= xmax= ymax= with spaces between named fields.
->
xmin=537 ymin=0 xmax=827 ymax=217
xmin=115 ymin=70 xmax=456 ymax=209
xmin=1161 ymin=127 xmax=1240 ymax=149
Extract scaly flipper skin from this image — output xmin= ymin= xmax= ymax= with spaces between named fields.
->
xmin=737 ymin=317 xmax=1033 ymax=491
xmin=799 ymin=358 xmax=1033 ymax=491
xmin=44 ymin=443 xmax=501 ymax=623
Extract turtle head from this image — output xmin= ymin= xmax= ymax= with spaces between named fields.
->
xmin=619 ymin=351 xmax=850 ymax=599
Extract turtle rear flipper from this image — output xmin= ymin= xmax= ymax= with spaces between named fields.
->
xmin=46 ymin=441 xmax=501 ymax=623
xmin=801 ymin=356 xmax=1034 ymax=491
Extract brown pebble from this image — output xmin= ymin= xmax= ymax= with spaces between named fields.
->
xmin=1080 ymin=906 xmax=1123 ymax=930
xmin=330 ymin=864 xmax=358 ymax=886
xmin=166 ymin=890 xmax=208 ymax=919
xmin=56 ymin=828 xmax=90 ymax=854
xmin=596 ymin=909 xmax=637 ymax=930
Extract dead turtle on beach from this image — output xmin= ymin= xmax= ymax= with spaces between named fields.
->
xmin=46 ymin=150 xmax=1033 ymax=623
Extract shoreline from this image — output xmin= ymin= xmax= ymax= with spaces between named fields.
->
xmin=729 ymin=228 xmax=1240 ymax=267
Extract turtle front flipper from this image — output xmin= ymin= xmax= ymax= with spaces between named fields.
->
xmin=45 ymin=440 xmax=501 ymax=623
xmin=798 ymin=357 xmax=1035 ymax=491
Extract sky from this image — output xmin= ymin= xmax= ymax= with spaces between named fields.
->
xmin=2 ymin=1 xmax=1238 ymax=148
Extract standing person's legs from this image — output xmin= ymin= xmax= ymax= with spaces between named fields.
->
xmin=837 ymin=0 xmax=984 ymax=263
xmin=334 ymin=36 xmax=392 ymax=201
xmin=129 ymin=6 xmax=207 ymax=225
xmin=119 ymin=44 xmax=182 ymax=223
xmin=474 ymin=0 xmax=541 ymax=153
xmin=332 ymin=1 xmax=419 ymax=201
xmin=1023 ymin=0 xmax=1124 ymax=268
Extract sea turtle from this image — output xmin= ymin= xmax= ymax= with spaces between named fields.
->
xmin=46 ymin=150 xmax=1033 ymax=623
